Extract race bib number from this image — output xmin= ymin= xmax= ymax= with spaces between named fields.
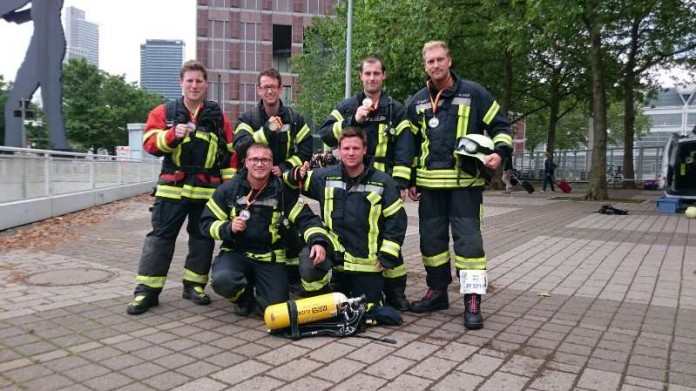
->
xmin=459 ymin=270 xmax=487 ymax=295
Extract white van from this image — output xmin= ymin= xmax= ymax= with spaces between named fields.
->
xmin=660 ymin=127 xmax=696 ymax=200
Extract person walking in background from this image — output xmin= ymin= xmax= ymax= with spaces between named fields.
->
xmin=406 ymin=41 xmax=512 ymax=330
xmin=317 ymin=55 xmax=413 ymax=311
xmin=126 ymin=60 xmax=236 ymax=315
xmin=543 ymin=152 xmax=556 ymax=192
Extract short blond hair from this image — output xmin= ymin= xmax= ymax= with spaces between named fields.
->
xmin=422 ymin=41 xmax=450 ymax=60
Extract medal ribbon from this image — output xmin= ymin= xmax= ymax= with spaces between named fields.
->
xmin=244 ymin=180 xmax=269 ymax=210
xmin=427 ymin=81 xmax=445 ymax=115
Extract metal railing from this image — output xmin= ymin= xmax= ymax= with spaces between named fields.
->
xmin=511 ymin=146 xmax=664 ymax=184
xmin=0 ymin=146 xmax=161 ymax=204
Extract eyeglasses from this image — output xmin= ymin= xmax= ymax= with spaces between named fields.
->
xmin=258 ymin=85 xmax=280 ymax=92
xmin=247 ymin=157 xmax=272 ymax=166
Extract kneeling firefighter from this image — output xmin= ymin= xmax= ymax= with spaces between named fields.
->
xmin=200 ymin=143 xmax=330 ymax=315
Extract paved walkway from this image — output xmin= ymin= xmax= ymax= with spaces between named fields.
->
xmin=1 ymin=186 xmax=695 ymax=391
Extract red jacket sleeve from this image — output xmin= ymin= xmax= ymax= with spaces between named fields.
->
xmin=142 ymin=104 xmax=180 ymax=156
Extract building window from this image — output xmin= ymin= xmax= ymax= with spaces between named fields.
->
xmin=208 ymin=20 xmax=229 ymax=70
xmin=273 ymin=0 xmax=291 ymax=12
xmin=282 ymin=84 xmax=292 ymax=104
xmin=211 ymin=0 xmax=230 ymax=7
xmin=306 ymin=0 xmax=321 ymax=14
xmin=242 ymin=0 xmax=260 ymax=9
xmin=209 ymin=81 xmax=229 ymax=109
xmin=273 ymin=25 xmax=291 ymax=73
xmin=241 ymin=83 xmax=257 ymax=111
xmin=241 ymin=22 xmax=260 ymax=71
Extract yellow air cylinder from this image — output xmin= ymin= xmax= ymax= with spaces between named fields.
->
xmin=264 ymin=292 xmax=348 ymax=330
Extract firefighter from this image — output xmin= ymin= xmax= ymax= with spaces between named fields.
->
xmin=406 ymin=41 xmax=513 ymax=330
xmin=318 ymin=56 xmax=413 ymax=311
xmin=288 ymin=126 xmax=407 ymax=306
xmin=200 ymin=143 xmax=329 ymax=315
xmin=127 ymin=60 xmax=237 ymax=315
xmin=233 ymin=68 xmax=314 ymax=297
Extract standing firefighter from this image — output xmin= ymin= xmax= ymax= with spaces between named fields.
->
xmin=318 ymin=56 xmax=413 ymax=311
xmin=406 ymin=41 xmax=512 ymax=329
xmin=127 ymin=60 xmax=236 ymax=315
xmin=233 ymin=68 xmax=313 ymax=296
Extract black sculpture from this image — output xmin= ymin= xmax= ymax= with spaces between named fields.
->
xmin=1 ymin=0 xmax=67 ymax=150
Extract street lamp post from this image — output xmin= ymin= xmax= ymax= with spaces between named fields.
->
xmin=344 ymin=0 xmax=353 ymax=99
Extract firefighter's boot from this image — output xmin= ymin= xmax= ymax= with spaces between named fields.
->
xmin=183 ymin=284 xmax=211 ymax=305
xmin=411 ymin=288 xmax=449 ymax=313
xmin=232 ymin=288 xmax=255 ymax=316
xmin=384 ymin=275 xmax=411 ymax=311
xmin=126 ymin=294 xmax=159 ymax=315
xmin=464 ymin=293 xmax=484 ymax=330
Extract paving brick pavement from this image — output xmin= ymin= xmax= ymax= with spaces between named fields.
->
xmin=1 ymin=186 xmax=695 ymax=390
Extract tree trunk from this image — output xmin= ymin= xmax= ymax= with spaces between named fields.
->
xmin=584 ymin=19 xmax=609 ymax=201
xmin=622 ymin=77 xmax=637 ymax=189
xmin=546 ymin=81 xmax=560 ymax=156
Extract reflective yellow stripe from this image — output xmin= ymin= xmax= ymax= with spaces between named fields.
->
xmin=380 ymin=239 xmax=400 ymax=258
xmin=235 ymin=122 xmax=254 ymax=135
xmin=382 ymin=263 xmax=406 ymax=279
xmin=180 ymin=185 xmax=216 ymax=200
xmin=366 ymin=192 xmax=381 ymax=256
xmin=302 ymin=273 xmax=330 ymax=292
xmin=374 ymin=162 xmax=386 ymax=172
xmin=221 ymin=167 xmax=236 ymax=180
xmin=286 ymin=155 xmax=302 ymax=167
xmin=415 ymin=168 xmax=485 ymax=189
xmin=183 ymin=268 xmax=208 ymax=284
xmin=492 ymin=133 xmax=513 ymax=146
xmin=343 ymin=262 xmax=381 ymax=273
xmin=274 ymin=249 xmax=287 ymax=264
xmin=245 ymin=251 xmax=284 ymax=263
xmin=229 ymin=287 xmax=246 ymax=302
xmin=155 ymin=185 xmax=183 ymax=199
xmin=253 ymin=129 xmax=268 ymax=144
xmin=454 ymin=255 xmax=486 ymax=270
xmin=206 ymin=199 xmax=227 ymax=221
xmin=328 ymin=231 xmax=344 ymax=253
xmin=303 ymin=226 xmax=328 ymax=242
xmin=285 ymin=256 xmax=299 ymax=266
xmin=456 ymin=104 xmax=470 ymax=138
xmin=483 ymin=101 xmax=500 ymax=125
xmin=423 ymin=251 xmax=450 ymax=267
xmin=394 ymin=119 xmax=410 ymax=136
xmin=210 ymin=220 xmax=225 ymax=240
xmin=270 ymin=211 xmax=281 ymax=244
xmin=382 ymin=198 xmax=403 ymax=218
xmin=134 ymin=275 xmax=166 ymax=288
xmin=330 ymin=110 xmax=344 ymax=139
xmin=204 ymin=132 xmax=218 ymax=169
xmin=296 ymin=124 xmax=311 ymax=143
xmin=375 ymin=123 xmax=388 ymax=161
xmin=323 ymin=186 xmax=334 ymax=231
xmin=392 ymin=165 xmax=411 ymax=181
xmin=156 ymin=130 xmax=174 ymax=153
xmin=143 ymin=128 xmax=160 ymax=141
xmin=288 ymin=200 xmax=304 ymax=223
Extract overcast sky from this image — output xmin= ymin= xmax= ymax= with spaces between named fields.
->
xmin=0 ymin=0 xmax=196 ymax=84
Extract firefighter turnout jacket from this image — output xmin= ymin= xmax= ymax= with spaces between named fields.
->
xmin=200 ymin=169 xmax=329 ymax=264
xmin=143 ymin=98 xmax=236 ymax=202
xmin=406 ymin=73 xmax=513 ymax=189
xmin=287 ymin=163 xmax=407 ymax=275
xmin=234 ymin=101 xmax=313 ymax=172
xmin=318 ymin=92 xmax=414 ymax=188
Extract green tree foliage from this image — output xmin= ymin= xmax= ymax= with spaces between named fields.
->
xmin=62 ymin=58 xmax=162 ymax=152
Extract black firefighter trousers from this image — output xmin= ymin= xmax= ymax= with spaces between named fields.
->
xmin=419 ymin=187 xmax=486 ymax=290
xmin=133 ymin=199 xmax=214 ymax=296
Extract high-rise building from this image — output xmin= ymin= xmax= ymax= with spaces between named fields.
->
xmin=64 ymin=7 xmax=99 ymax=66
xmin=140 ymin=40 xmax=185 ymax=101
xmin=196 ymin=0 xmax=337 ymax=120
